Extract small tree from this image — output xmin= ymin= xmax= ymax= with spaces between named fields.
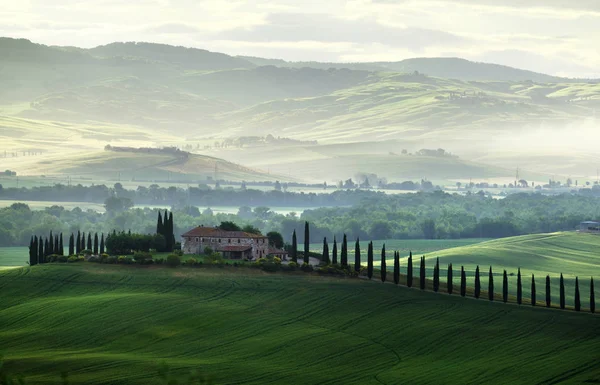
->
xmin=59 ymin=233 xmax=63 ymax=256
xmin=460 ymin=266 xmax=466 ymax=297
xmin=341 ymin=234 xmax=348 ymax=267
xmin=87 ymin=233 xmax=92 ymax=251
xmin=590 ymin=277 xmax=595 ymax=314
xmin=574 ymin=277 xmax=581 ymax=312
xmin=488 ymin=266 xmax=494 ymax=301
xmin=38 ymin=237 xmax=44 ymax=263
xmin=367 ymin=241 xmax=373 ymax=280
xmin=517 ymin=268 xmax=522 ymax=305
xmin=380 ymin=244 xmax=386 ymax=283
xmin=100 ymin=233 xmax=105 ymax=255
xmin=559 ymin=273 xmax=565 ymax=310
xmin=531 ymin=274 xmax=536 ymax=306
xmin=267 ymin=231 xmax=284 ymax=249
xmin=393 ymin=250 xmax=400 ymax=285
xmin=546 ymin=275 xmax=551 ymax=308
xmin=76 ymin=231 xmax=81 ymax=254
xmin=291 ymin=230 xmax=297 ymax=263
xmin=304 ymin=221 xmax=310 ymax=265
xmin=474 ymin=265 xmax=481 ymax=299
xmin=407 ymin=252 xmax=413 ymax=288
xmin=502 ymin=270 xmax=508 ymax=303
xmin=94 ymin=233 xmax=99 ymax=255
xmin=419 ymin=256 xmax=426 ymax=290
xmin=332 ymin=236 xmax=338 ymax=265
xmin=80 ymin=232 xmax=86 ymax=253
xmin=354 ymin=238 xmax=361 ymax=273
xmin=447 ymin=263 xmax=453 ymax=294
xmin=322 ymin=237 xmax=330 ymax=265
xmin=433 ymin=257 xmax=440 ymax=292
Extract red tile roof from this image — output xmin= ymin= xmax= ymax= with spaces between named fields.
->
xmin=182 ymin=226 xmax=267 ymax=239
xmin=217 ymin=245 xmax=253 ymax=252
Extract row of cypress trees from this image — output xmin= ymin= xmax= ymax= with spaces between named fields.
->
xmin=156 ymin=210 xmax=176 ymax=252
xmin=28 ymin=231 xmax=63 ymax=266
xmin=294 ymin=223 xmax=595 ymax=314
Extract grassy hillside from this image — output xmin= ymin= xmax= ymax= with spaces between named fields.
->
xmin=0 ymin=264 xmax=598 ymax=384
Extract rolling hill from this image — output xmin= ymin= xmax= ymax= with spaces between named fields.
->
xmin=0 ymin=264 xmax=598 ymax=384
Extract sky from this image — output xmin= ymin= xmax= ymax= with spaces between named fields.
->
xmin=1 ymin=0 xmax=599 ymax=77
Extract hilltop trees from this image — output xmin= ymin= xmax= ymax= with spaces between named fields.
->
xmin=393 ymin=251 xmax=400 ymax=285
xmin=69 ymin=234 xmax=74 ymax=256
xmin=94 ymin=233 xmax=99 ymax=255
xmin=517 ymin=268 xmax=522 ymax=305
xmin=407 ymin=252 xmax=413 ymax=288
xmin=367 ymin=241 xmax=373 ymax=280
xmin=156 ymin=210 xmax=175 ymax=252
xmin=474 ymin=266 xmax=481 ymax=299
xmin=304 ymin=221 xmax=310 ymax=265
xmin=447 ymin=263 xmax=453 ymax=294
xmin=322 ymin=237 xmax=329 ymax=265
xmin=574 ymin=277 xmax=581 ymax=312
xmin=460 ymin=266 xmax=466 ymax=297
xmin=76 ymin=231 xmax=81 ymax=254
xmin=291 ymin=230 xmax=297 ymax=263
xmin=488 ymin=267 xmax=494 ymax=301
xmin=531 ymin=274 xmax=536 ymax=306
xmin=80 ymin=232 xmax=85 ymax=253
xmin=433 ymin=258 xmax=440 ymax=292
xmin=58 ymin=233 xmax=63 ymax=255
xmin=100 ymin=234 xmax=105 ymax=254
xmin=546 ymin=275 xmax=551 ymax=308
xmin=380 ymin=244 xmax=386 ymax=283
xmin=354 ymin=238 xmax=361 ymax=272
xmin=87 ymin=233 xmax=92 ymax=251
xmin=419 ymin=256 xmax=426 ymax=290
xmin=341 ymin=234 xmax=348 ymax=267
xmin=332 ymin=236 xmax=337 ymax=265
xmin=560 ymin=274 xmax=565 ymax=310
xmin=502 ymin=270 xmax=508 ymax=303
xmin=29 ymin=236 xmax=37 ymax=266
xmin=591 ymin=278 xmax=596 ymax=314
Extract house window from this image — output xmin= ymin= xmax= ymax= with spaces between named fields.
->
xmin=201 ymin=238 xmax=204 ymax=242
xmin=238 ymin=238 xmax=241 ymax=243
xmin=196 ymin=237 xmax=199 ymax=242
xmin=228 ymin=239 xmax=231 ymax=243
xmin=219 ymin=239 xmax=221 ymax=243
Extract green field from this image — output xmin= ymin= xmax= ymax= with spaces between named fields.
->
xmin=0 ymin=247 xmax=29 ymax=269
xmin=0 ymin=264 xmax=598 ymax=384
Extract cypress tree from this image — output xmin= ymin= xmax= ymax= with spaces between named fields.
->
xmin=367 ymin=241 xmax=373 ymax=280
xmin=447 ymin=263 xmax=453 ymax=294
xmin=407 ymin=252 xmax=413 ymax=288
xmin=164 ymin=210 xmax=170 ymax=251
xmin=433 ymin=257 xmax=440 ymax=292
xmin=332 ymin=236 xmax=338 ymax=265
xmin=354 ymin=238 xmax=361 ymax=272
xmin=419 ymin=256 xmax=426 ymax=290
xmin=76 ymin=231 xmax=81 ymax=254
xmin=53 ymin=235 xmax=58 ymax=256
xmin=341 ymin=234 xmax=348 ymax=267
xmin=80 ymin=232 xmax=86 ymax=253
xmin=291 ymin=230 xmax=297 ymax=263
xmin=380 ymin=244 xmax=386 ymax=283
xmin=38 ymin=237 xmax=44 ymax=264
xmin=590 ymin=278 xmax=595 ymax=314
xmin=531 ymin=274 xmax=536 ymax=306
xmin=28 ymin=236 xmax=34 ymax=265
xmin=44 ymin=238 xmax=49 ymax=259
xmin=502 ymin=270 xmax=509 ymax=303
xmin=393 ymin=250 xmax=400 ymax=285
xmin=460 ymin=266 xmax=466 ymax=297
xmin=474 ymin=265 xmax=481 ymax=299
xmin=93 ymin=233 xmax=99 ymax=255
xmin=100 ymin=233 xmax=105 ymax=255
xmin=59 ymin=233 xmax=63 ymax=255
xmin=574 ymin=277 xmax=581 ymax=312
xmin=49 ymin=231 xmax=54 ymax=255
xmin=546 ymin=275 xmax=551 ymax=308
xmin=322 ymin=237 xmax=330 ymax=265
xmin=304 ymin=221 xmax=310 ymax=265
xmin=488 ymin=266 xmax=494 ymax=301
xmin=30 ymin=236 xmax=37 ymax=266
xmin=559 ymin=273 xmax=565 ymax=309
xmin=69 ymin=233 xmax=74 ymax=256
xmin=87 ymin=233 xmax=92 ymax=251
xmin=517 ymin=268 xmax=522 ymax=305
xmin=168 ymin=211 xmax=175 ymax=252
xmin=157 ymin=211 xmax=164 ymax=236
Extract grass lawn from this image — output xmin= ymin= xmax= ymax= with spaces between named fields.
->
xmin=0 ymin=247 xmax=29 ymax=268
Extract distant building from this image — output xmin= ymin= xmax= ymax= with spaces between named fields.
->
xmin=579 ymin=221 xmax=600 ymax=233
xmin=181 ymin=226 xmax=269 ymax=259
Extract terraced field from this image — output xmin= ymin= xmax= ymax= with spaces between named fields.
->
xmin=0 ymin=264 xmax=598 ymax=384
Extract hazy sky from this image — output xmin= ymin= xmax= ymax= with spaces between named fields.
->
xmin=1 ymin=0 xmax=599 ymax=77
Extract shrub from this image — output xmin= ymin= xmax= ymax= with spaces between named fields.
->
xmin=105 ymin=256 xmax=117 ymax=264
xmin=204 ymin=247 xmax=213 ymax=255
xmin=67 ymin=256 xmax=78 ymax=263
xmin=88 ymin=256 xmax=100 ymax=263
xmin=301 ymin=263 xmax=313 ymax=272
xmin=184 ymin=257 xmax=198 ymax=267
xmin=204 ymin=252 xmax=225 ymax=265
xmin=166 ymin=254 xmax=182 ymax=267
xmin=82 ymin=249 xmax=93 ymax=256
xmin=78 ymin=256 xmax=85 ymax=262
xmin=133 ymin=251 xmax=153 ymax=265
xmin=47 ymin=254 xmax=59 ymax=262
xmin=100 ymin=253 xmax=109 ymax=259
xmin=56 ymin=255 xmax=68 ymax=263
xmin=118 ymin=256 xmax=134 ymax=264
xmin=154 ymin=257 xmax=165 ymax=265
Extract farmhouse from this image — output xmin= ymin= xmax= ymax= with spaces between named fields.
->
xmin=181 ymin=226 xmax=270 ymax=259
xmin=578 ymin=221 xmax=600 ymax=233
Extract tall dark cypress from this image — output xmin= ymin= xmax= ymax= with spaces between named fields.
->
xmin=29 ymin=236 xmax=34 ymax=266
xmin=546 ymin=275 xmax=551 ymax=308
xmin=380 ymin=244 xmax=386 ymax=283
xmin=322 ymin=237 xmax=330 ymax=265
xmin=304 ymin=221 xmax=310 ymax=265
xmin=164 ymin=210 xmax=170 ymax=250
xmin=291 ymin=230 xmax=297 ymax=263
xmin=419 ymin=256 xmax=426 ymax=290
xmin=433 ymin=257 xmax=440 ymax=292
xmin=367 ymin=241 xmax=373 ymax=280
xmin=531 ymin=274 xmax=536 ymax=306
xmin=49 ymin=231 xmax=54 ymax=255
xmin=54 ymin=235 xmax=59 ymax=256
xmin=354 ymin=238 xmax=361 ymax=272
xmin=332 ymin=236 xmax=337 ymax=265
xmin=590 ymin=278 xmax=595 ymax=314
xmin=81 ymin=232 xmax=86 ymax=252
xmin=447 ymin=263 xmax=453 ymax=294
xmin=38 ymin=237 xmax=44 ymax=264
xmin=393 ymin=251 xmax=400 ymax=285
xmin=574 ymin=277 xmax=581 ymax=312
xmin=93 ymin=233 xmax=99 ymax=255
xmin=474 ymin=265 xmax=481 ymax=299
xmin=87 ymin=233 xmax=92 ymax=251
xmin=69 ymin=233 xmax=74 ymax=256
xmin=517 ymin=268 xmax=522 ymax=305
xmin=407 ymin=252 xmax=413 ymax=288
xmin=460 ymin=266 xmax=466 ymax=297
xmin=100 ymin=233 xmax=105 ymax=255
xmin=559 ymin=273 xmax=565 ymax=310
xmin=341 ymin=234 xmax=348 ymax=267
xmin=76 ymin=231 xmax=81 ymax=254
xmin=168 ymin=211 xmax=175 ymax=252
xmin=44 ymin=238 xmax=49 ymax=259
xmin=488 ymin=266 xmax=494 ymax=301
xmin=502 ymin=270 xmax=508 ymax=303
xmin=157 ymin=211 xmax=164 ymax=236
xmin=59 ymin=233 xmax=63 ymax=255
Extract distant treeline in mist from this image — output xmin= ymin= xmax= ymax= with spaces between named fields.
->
xmin=2 ymin=192 xmax=600 ymax=247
